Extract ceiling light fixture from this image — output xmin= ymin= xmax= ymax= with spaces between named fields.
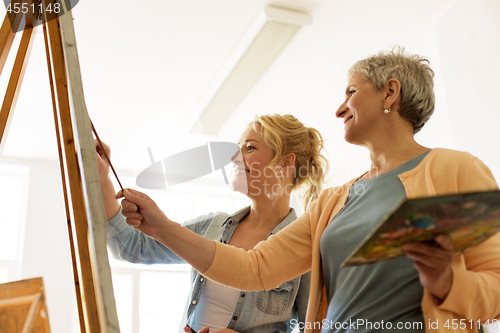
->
xmin=192 ymin=6 xmax=312 ymax=135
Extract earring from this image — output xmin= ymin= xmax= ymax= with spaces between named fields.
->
xmin=384 ymin=109 xmax=390 ymax=114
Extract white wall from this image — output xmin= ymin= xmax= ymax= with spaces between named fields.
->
xmin=434 ymin=0 xmax=500 ymax=181
xmin=435 ymin=1 xmax=500 ymax=322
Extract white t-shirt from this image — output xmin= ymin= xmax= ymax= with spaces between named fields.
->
xmin=189 ymin=278 xmax=241 ymax=331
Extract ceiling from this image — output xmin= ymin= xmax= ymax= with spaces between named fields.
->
xmin=1 ymin=0 xmax=499 ymax=187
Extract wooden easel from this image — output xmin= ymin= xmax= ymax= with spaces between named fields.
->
xmin=0 ymin=277 xmax=50 ymax=333
xmin=0 ymin=1 xmax=120 ymax=332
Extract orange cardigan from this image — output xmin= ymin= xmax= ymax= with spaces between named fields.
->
xmin=203 ymin=149 xmax=500 ymax=333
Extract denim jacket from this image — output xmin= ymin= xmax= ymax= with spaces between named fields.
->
xmin=107 ymin=206 xmax=310 ymax=333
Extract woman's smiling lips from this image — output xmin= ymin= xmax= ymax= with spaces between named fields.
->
xmin=234 ymin=167 xmax=249 ymax=174
xmin=344 ymin=115 xmax=353 ymax=124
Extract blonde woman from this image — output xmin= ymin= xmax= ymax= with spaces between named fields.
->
xmin=98 ymin=114 xmax=329 ymax=333
xmin=115 ymin=49 xmax=500 ymax=333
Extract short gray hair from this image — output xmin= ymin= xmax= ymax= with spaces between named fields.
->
xmin=348 ymin=47 xmax=435 ymax=133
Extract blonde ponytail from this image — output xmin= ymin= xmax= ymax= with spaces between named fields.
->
xmin=299 ymin=127 xmax=329 ymax=210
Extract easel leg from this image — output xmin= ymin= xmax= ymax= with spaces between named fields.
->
xmin=42 ymin=19 xmax=87 ymax=333
xmin=0 ymin=21 xmax=37 ymax=156
xmin=42 ymin=2 xmax=102 ymax=332
xmin=0 ymin=0 xmax=23 ymax=75
xmin=0 ymin=2 xmax=119 ymax=332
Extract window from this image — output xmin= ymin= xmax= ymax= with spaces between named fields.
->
xmin=110 ymin=259 xmax=192 ymax=333
xmin=0 ymin=163 xmax=29 ymax=284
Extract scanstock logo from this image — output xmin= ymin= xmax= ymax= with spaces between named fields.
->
xmin=4 ymin=0 xmax=79 ymax=32
xmin=136 ymin=142 xmax=240 ymax=189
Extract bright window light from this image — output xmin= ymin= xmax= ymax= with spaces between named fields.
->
xmin=0 ymin=163 xmax=29 ymax=282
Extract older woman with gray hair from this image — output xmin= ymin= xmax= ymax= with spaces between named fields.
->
xmin=117 ymin=48 xmax=500 ymax=333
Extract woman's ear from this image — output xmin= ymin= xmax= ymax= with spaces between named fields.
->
xmin=283 ymin=153 xmax=296 ymax=168
xmin=281 ymin=153 xmax=296 ymax=180
xmin=384 ymin=78 xmax=401 ymax=110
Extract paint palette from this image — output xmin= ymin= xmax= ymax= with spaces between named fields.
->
xmin=341 ymin=190 xmax=500 ymax=267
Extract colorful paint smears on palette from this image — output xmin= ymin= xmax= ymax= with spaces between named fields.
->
xmin=342 ymin=190 xmax=500 ymax=267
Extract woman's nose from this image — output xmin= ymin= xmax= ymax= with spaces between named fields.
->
xmin=336 ymin=100 xmax=348 ymax=118
xmin=231 ymin=150 xmax=242 ymax=164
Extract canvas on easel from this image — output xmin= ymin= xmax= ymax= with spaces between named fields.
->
xmin=0 ymin=277 xmax=50 ymax=333
xmin=0 ymin=1 xmax=120 ymax=332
